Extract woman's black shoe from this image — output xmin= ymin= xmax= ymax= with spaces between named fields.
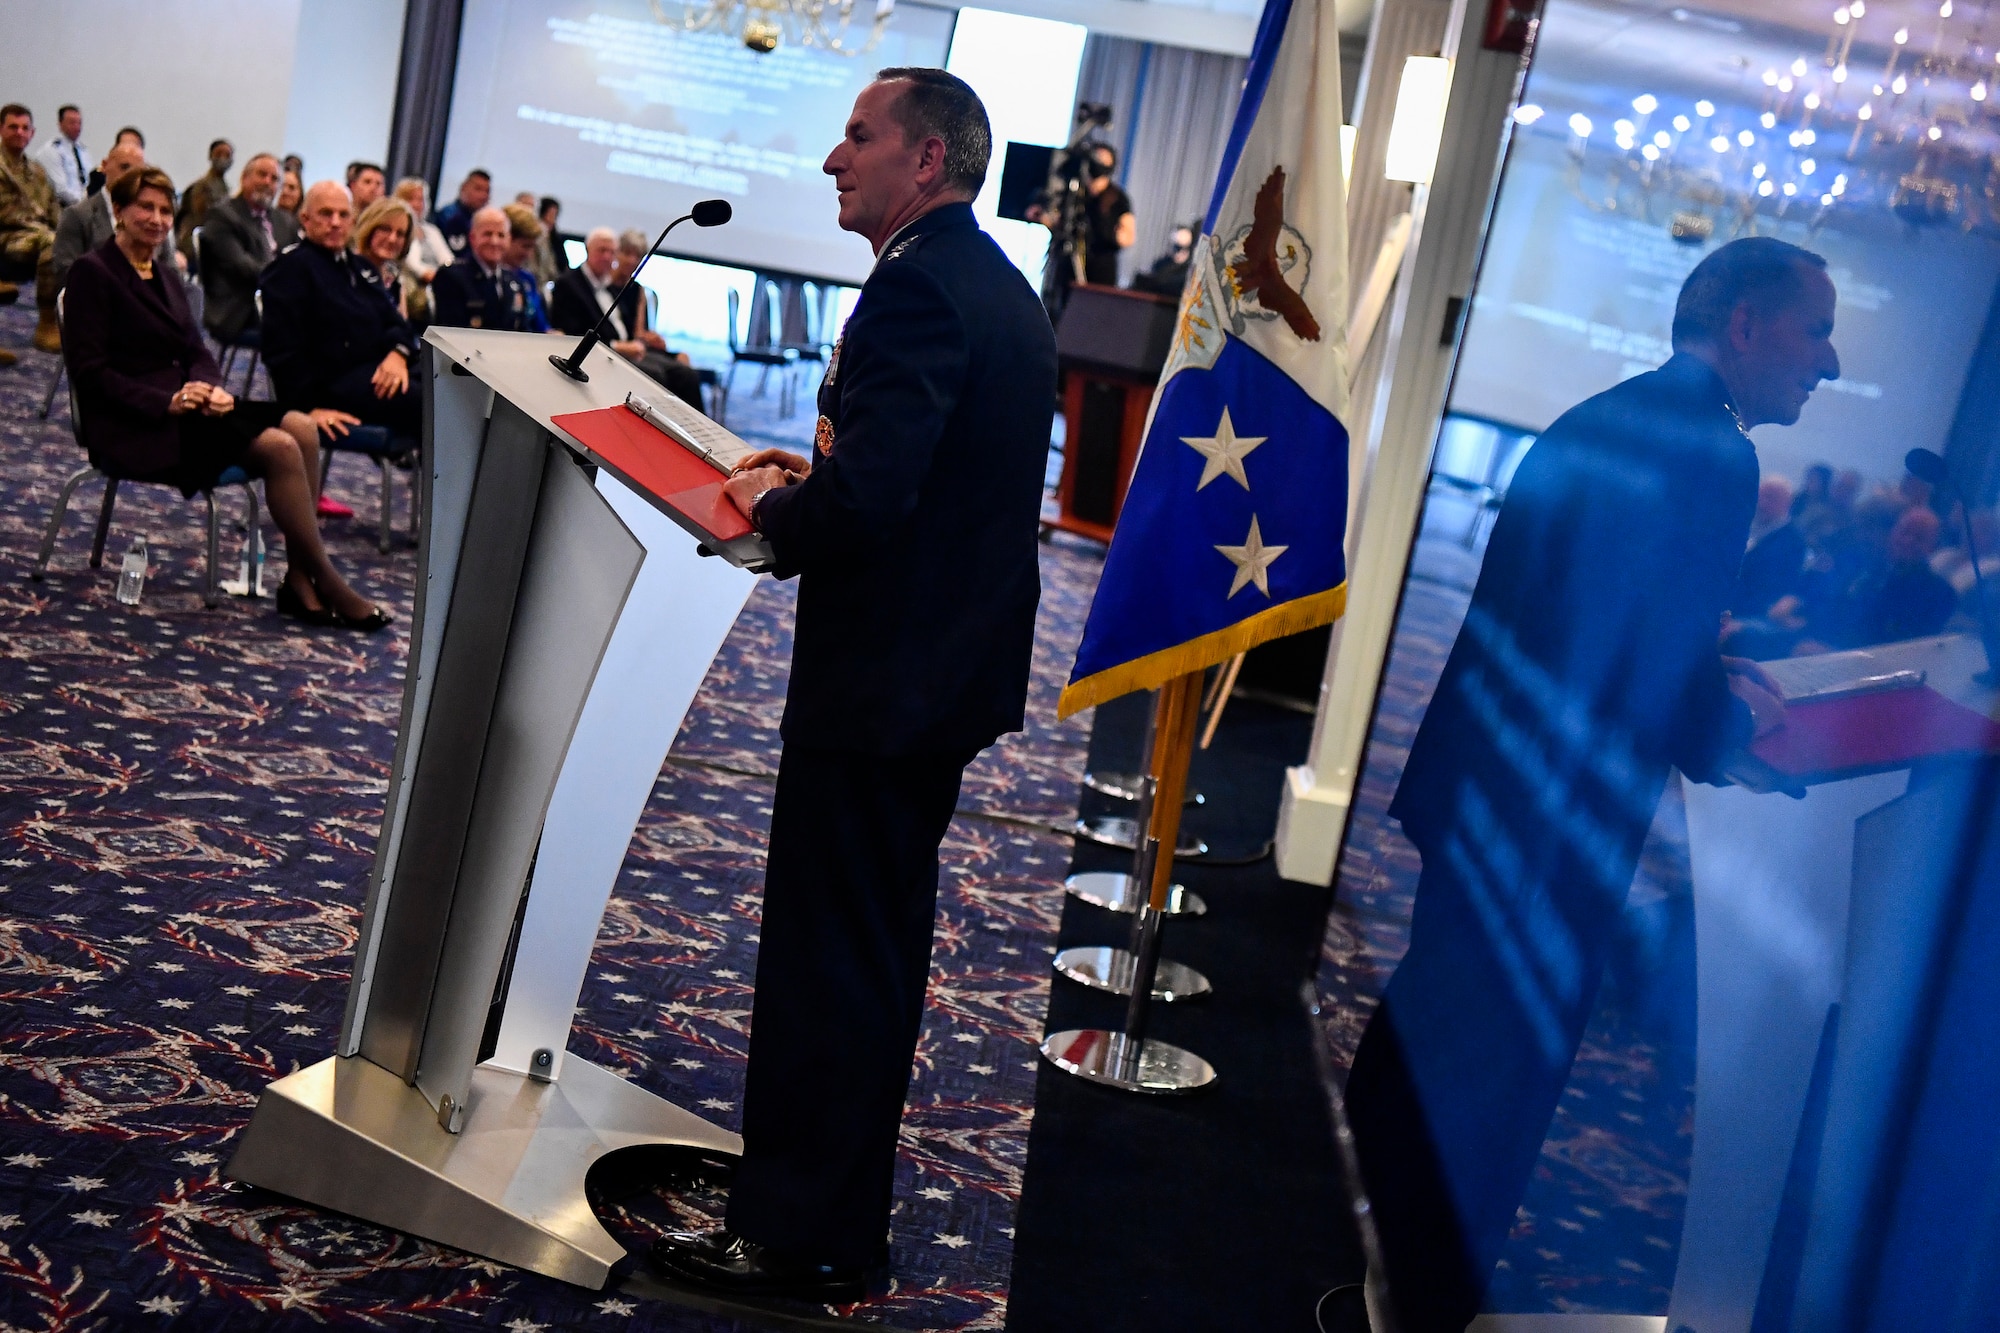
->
xmin=275 ymin=582 xmax=338 ymax=627
xmin=646 ymin=1228 xmax=881 ymax=1303
xmin=332 ymin=604 xmax=394 ymax=632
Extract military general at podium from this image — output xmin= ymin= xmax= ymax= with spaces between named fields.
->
xmin=644 ymin=68 xmax=1059 ymax=1302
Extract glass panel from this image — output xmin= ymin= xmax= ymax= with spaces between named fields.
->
xmin=1327 ymin=0 xmax=2000 ymax=1326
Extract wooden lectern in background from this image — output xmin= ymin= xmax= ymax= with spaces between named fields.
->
xmin=1047 ymin=283 xmax=1178 ymax=543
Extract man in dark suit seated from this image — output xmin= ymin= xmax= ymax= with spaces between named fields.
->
xmin=52 ymin=140 xmax=173 ymax=290
xmin=1344 ymin=236 xmax=1840 ymax=1331
xmin=647 ymin=67 xmax=1056 ymax=1303
xmin=197 ymin=152 xmax=298 ymax=343
xmin=548 ymin=226 xmax=705 ymax=410
xmin=258 ymin=181 xmax=420 ymax=438
xmin=429 ymin=206 xmax=537 ymax=332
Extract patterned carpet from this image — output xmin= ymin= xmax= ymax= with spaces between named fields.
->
xmin=0 ymin=303 xmax=1101 ymax=1333
xmin=1317 ymin=508 xmax=1701 ymax=1317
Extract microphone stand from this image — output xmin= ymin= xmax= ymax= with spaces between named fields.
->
xmin=549 ymin=212 xmax=696 ymax=384
xmin=1917 ymin=450 xmax=2000 ymax=686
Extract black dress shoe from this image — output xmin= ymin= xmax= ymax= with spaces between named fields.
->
xmin=647 ymin=1227 xmax=880 ymax=1303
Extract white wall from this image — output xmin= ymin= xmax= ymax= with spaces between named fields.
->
xmin=3 ymin=0 xmax=405 ymax=194
xmin=283 ymin=0 xmax=410 ymax=188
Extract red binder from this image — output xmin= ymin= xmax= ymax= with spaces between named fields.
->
xmin=551 ymin=404 xmax=752 ymax=543
xmin=1751 ymin=685 xmax=2000 ymax=782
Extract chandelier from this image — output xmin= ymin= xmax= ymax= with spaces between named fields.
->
xmin=1536 ymin=0 xmax=2000 ymax=241
xmin=650 ymin=0 xmax=895 ymax=55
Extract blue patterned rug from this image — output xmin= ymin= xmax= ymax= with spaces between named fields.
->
xmin=0 ymin=304 xmax=1102 ymax=1332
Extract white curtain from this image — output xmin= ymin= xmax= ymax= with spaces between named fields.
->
xmin=1076 ymin=34 xmax=1247 ymax=287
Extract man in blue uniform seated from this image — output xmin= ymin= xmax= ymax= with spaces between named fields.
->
xmin=1344 ymin=236 xmax=1839 ymax=1332
xmin=259 ymin=181 xmax=421 ymax=440
xmin=429 ymin=205 xmax=536 ymax=333
xmin=431 ymin=168 xmax=489 ymax=257
xmin=646 ymin=68 xmax=1057 ymax=1302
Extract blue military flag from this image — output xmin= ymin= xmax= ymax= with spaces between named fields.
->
xmin=1059 ymin=0 xmax=1351 ymax=718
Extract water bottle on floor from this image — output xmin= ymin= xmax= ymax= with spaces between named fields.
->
xmin=115 ymin=537 xmax=147 ymax=605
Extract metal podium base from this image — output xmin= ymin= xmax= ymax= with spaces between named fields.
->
xmin=226 ymin=1054 xmax=740 ymax=1288
xmin=1064 ymin=870 xmax=1207 ymax=916
xmin=1040 ymin=1028 xmax=1217 ymax=1094
xmin=1070 ymin=815 xmax=1208 ymax=857
xmin=1053 ymin=944 xmax=1212 ymax=1000
xmin=1082 ymin=770 xmax=1203 ymax=805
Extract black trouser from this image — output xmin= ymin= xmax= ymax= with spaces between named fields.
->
xmin=638 ymin=350 xmax=706 ymax=413
xmin=325 ymin=364 xmax=422 ymax=437
xmin=726 ymin=743 xmax=969 ymax=1269
xmin=1345 ymin=838 xmax=1632 ymax=1332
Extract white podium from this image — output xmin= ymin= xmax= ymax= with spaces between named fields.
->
xmin=228 ymin=330 xmax=763 ymax=1287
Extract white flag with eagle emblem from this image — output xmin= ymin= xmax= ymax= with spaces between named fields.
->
xmin=1061 ymin=0 xmax=1351 ymax=717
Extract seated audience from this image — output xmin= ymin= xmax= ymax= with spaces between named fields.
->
xmin=260 ymin=181 xmax=420 ymax=438
xmin=501 ymin=203 xmax=551 ymax=332
xmin=174 ymin=139 xmax=233 ymax=258
xmin=197 ymin=152 xmax=298 ymax=342
xmin=1732 ymin=476 xmax=1806 ymax=617
xmin=533 ymin=196 xmax=566 ymax=286
xmin=392 ymin=177 xmax=453 ymax=286
xmin=114 ymin=126 xmax=146 ymax=151
xmin=549 ymin=226 xmax=704 ymax=409
xmin=282 ymin=153 xmax=303 ymax=180
xmin=53 ymin=141 xmax=170 ymax=292
xmin=1934 ymin=508 xmax=2000 ymax=613
xmin=1 ymin=103 xmax=65 ymax=358
xmin=349 ymin=196 xmax=416 ymax=319
xmin=1823 ymin=505 xmax=1957 ymax=647
xmin=430 ymin=206 xmax=537 ymax=332
xmin=433 ymin=168 xmax=490 ymax=255
xmin=276 ymin=168 xmax=303 ymax=221
xmin=36 ymin=104 xmax=89 ymax=208
xmin=61 ymin=166 xmax=388 ymax=630
xmin=346 ymin=161 xmax=386 ymax=211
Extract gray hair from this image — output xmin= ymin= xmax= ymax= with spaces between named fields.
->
xmin=875 ymin=66 xmax=992 ymax=195
xmin=617 ymin=227 xmax=650 ymax=255
xmin=585 ymin=226 xmax=617 ymax=248
xmin=1672 ymin=237 xmax=1828 ymax=348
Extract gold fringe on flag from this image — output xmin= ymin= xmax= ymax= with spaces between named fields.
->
xmin=1056 ymin=583 xmax=1347 ymax=720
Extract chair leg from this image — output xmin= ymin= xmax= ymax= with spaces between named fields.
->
xmin=409 ymin=449 xmax=423 ymax=547
xmin=32 ymin=464 xmax=97 ymax=580
xmin=320 ymin=448 xmax=333 ymax=495
xmin=89 ymin=479 xmax=120 ymax=568
xmin=38 ymin=365 xmax=64 ymax=420
xmin=219 ymin=345 xmax=238 ymax=383
xmin=243 ymin=483 xmax=264 ymax=597
xmin=203 ymin=490 xmax=222 ymax=609
xmin=378 ymin=460 xmax=392 ymax=554
xmin=244 ymin=348 xmax=262 ymax=400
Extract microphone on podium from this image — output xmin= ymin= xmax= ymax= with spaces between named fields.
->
xmin=549 ymin=198 xmax=733 ymax=384
xmin=1906 ymin=447 xmax=2000 ymax=685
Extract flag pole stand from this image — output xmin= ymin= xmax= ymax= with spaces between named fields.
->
xmin=1044 ymin=674 xmax=1218 ymax=1094
xmin=1065 ymin=689 xmax=1208 ymax=917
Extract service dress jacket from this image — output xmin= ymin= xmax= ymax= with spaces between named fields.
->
xmin=430 ymin=255 xmax=536 ymax=332
xmin=60 ymin=238 xmax=224 ymax=476
xmin=1390 ymin=352 xmax=1759 ymax=886
xmin=258 ymin=239 xmax=419 ymax=412
xmin=754 ymin=201 xmax=1058 ymax=757
xmin=548 ymin=266 xmax=640 ymax=341
xmin=199 ymin=195 xmax=300 ymax=338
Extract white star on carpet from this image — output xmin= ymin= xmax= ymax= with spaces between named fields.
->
xmin=1181 ymin=407 xmax=1267 ymax=491
xmin=1215 ymin=516 xmax=1288 ymax=598
xmin=138 ymin=1296 xmax=183 ymax=1315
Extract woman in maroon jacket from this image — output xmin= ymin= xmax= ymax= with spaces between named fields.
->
xmin=61 ymin=167 xmax=388 ymax=630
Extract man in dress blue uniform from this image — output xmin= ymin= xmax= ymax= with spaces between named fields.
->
xmin=432 ymin=168 xmax=490 ymax=256
xmin=259 ymin=181 xmax=421 ymax=439
xmin=1344 ymin=238 xmax=1836 ymax=1331
xmin=647 ymin=68 xmax=1057 ymax=1302
xmin=429 ymin=205 xmax=536 ymax=333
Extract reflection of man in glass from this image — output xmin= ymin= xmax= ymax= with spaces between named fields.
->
xmin=1346 ymin=237 xmax=1839 ymax=1331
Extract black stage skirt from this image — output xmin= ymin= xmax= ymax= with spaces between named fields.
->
xmin=129 ymin=401 xmax=290 ymax=498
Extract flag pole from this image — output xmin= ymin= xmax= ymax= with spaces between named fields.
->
xmin=1041 ymin=671 xmax=1218 ymax=1094
xmin=1065 ymin=696 xmax=1209 ymax=917
xmin=1054 ymin=686 xmax=1214 ymax=1000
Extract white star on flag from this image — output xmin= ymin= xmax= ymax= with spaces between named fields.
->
xmin=1215 ymin=516 xmax=1288 ymax=598
xmin=1181 ymin=407 xmax=1267 ymax=491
